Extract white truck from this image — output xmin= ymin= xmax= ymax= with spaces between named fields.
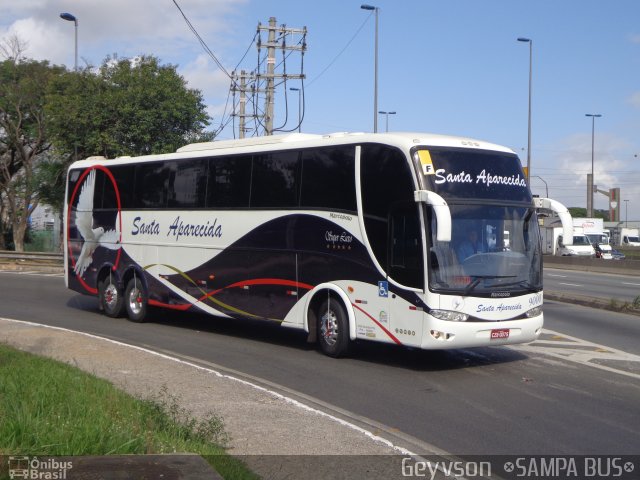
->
xmin=541 ymin=225 xmax=595 ymax=257
xmin=621 ymin=228 xmax=640 ymax=247
xmin=610 ymin=227 xmax=640 ymax=247
xmin=573 ymin=217 xmax=613 ymax=259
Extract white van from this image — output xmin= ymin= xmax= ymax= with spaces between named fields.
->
xmin=557 ymin=234 xmax=595 ymax=257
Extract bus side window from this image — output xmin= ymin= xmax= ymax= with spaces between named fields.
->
xmin=167 ymin=159 xmax=208 ymax=208
xmin=250 ymin=151 xmax=300 ymax=208
xmin=206 ymin=155 xmax=252 ymax=208
xmin=361 ymin=143 xmax=417 ymax=280
xmin=109 ymin=165 xmax=135 ymax=209
xmin=135 ymin=162 xmax=171 ymax=209
xmin=299 ymin=146 xmax=356 ymax=212
xmin=389 ymin=204 xmax=424 ymax=289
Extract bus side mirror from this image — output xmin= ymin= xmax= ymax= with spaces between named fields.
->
xmin=414 ymin=190 xmax=451 ymax=242
xmin=534 ymin=197 xmax=573 ymax=246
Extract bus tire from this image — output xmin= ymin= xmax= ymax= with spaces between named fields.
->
xmin=99 ymin=276 xmax=124 ymax=318
xmin=317 ymin=296 xmax=350 ymax=357
xmin=124 ymin=277 xmax=148 ymax=323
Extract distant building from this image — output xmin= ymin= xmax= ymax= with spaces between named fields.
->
xmin=30 ymin=204 xmax=57 ymax=231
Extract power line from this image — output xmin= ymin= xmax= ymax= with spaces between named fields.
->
xmin=306 ymin=11 xmax=372 ymax=88
xmin=172 ymin=0 xmax=233 ymax=80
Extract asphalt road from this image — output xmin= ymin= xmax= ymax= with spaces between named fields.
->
xmin=1 ymin=271 xmax=639 ymax=456
xmin=544 ymin=267 xmax=640 ymax=304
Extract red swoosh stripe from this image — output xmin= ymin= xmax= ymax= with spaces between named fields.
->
xmin=352 ymin=303 xmax=403 ymax=345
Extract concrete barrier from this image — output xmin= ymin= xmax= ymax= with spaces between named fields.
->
xmin=543 ymin=254 xmax=640 ymax=276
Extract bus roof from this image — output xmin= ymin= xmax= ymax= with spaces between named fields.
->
xmin=69 ymin=131 xmax=516 ymax=168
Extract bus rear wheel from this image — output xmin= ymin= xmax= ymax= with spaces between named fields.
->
xmin=317 ymin=296 xmax=350 ymax=357
xmin=99 ymin=276 xmax=124 ymax=318
xmin=124 ymin=278 xmax=148 ymax=323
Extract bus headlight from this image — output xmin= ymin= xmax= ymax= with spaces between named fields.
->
xmin=430 ymin=310 xmax=469 ymax=322
xmin=526 ymin=306 xmax=542 ymax=318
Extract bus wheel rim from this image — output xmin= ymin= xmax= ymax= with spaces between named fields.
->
xmin=128 ymin=287 xmax=143 ymax=315
xmin=321 ymin=309 xmax=338 ymax=346
xmin=104 ymin=284 xmax=119 ymax=309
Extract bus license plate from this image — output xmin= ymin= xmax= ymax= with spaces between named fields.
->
xmin=491 ymin=328 xmax=510 ymax=340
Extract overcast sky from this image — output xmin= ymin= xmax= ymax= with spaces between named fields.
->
xmin=2 ymin=0 xmax=639 ymax=215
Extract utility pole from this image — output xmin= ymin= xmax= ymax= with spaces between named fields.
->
xmin=264 ymin=17 xmax=277 ymax=136
xmin=239 ymin=71 xmax=247 ymax=139
xmin=256 ymin=17 xmax=306 ymax=136
xmin=231 ymin=70 xmax=256 ymax=139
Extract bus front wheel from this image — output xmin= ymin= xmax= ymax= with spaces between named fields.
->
xmin=99 ymin=276 xmax=124 ymax=318
xmin=317 ymin=296 xmax=350 ymax=357
xmin=124 ymin=278 xmax=148 ymax=323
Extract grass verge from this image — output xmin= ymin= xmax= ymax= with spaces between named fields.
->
xmin=0 ymin=344 xmax=257 ymax=479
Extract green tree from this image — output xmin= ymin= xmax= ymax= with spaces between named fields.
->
xmin=0 ymin=51 xmax=64 ymax=251
xmin=567 ymin=207 xmax=608 ymax=221
xmin=41 ymin=55 xmax=213 ymax=251
xmin=568 ymin=207 xmax=587 ymax=218
xmin=46 ymin=55 xmax=212 ymax=159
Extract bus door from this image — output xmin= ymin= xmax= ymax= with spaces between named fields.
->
xmin=387 ymin=202 xmax=425 ymax=345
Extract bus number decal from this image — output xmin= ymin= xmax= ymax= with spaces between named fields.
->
xmin=529 ymin=293 xmax=543 ymax=307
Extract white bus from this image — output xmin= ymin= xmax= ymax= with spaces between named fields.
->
xmin=64 ymin=132 xmax=572 ymax=357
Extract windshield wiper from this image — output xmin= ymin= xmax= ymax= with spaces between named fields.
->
xmin=463 ymin=275 xmax=516 ymax=295
xmin=488 ymin=279 xmax=539 ymax=292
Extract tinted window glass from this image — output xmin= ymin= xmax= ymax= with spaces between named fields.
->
xmin=67 ymin=169 xmax=81 ymax=207
xmin=207 ymin=155 xmax=252 ymax=208
xmin=135 ymin=162 xmax=171 ymax=209
xmin=389 ymin=204 xmax=424 ymax=288
xmin=109 ymin=165 xmax=135 ymax=209
xmin=300 ymin=146 xmax=356 ymax=212
xmin=360 ymin=144 xmax=416 ymax=274
xmin=250 ymin=151 xmax=300 ymax=208
xmin=168 ymin=159 xmax=208 ymax=208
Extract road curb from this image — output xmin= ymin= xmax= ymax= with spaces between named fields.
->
xmin=0 ymin=317 xmax=415 ymax=479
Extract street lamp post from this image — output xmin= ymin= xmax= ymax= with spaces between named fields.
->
xmin=531 ymin=175 xmax=548 ymax=198
xmin=585 ymin=113 xmax=602 ymax=218
xmin=289 ymin=87 xmax=302 ymax=132
xmin=624 ymin=199 xmax=629 ymax=227
xmin=60 ymin=12 xmax=78 ymax=71
xmin=361 ymin=4 xmax=379 ymax=133
xmin=378 ymin=111 xmax=396 ymax=132
xmin=517 ymin=37 xmax=532 ymax=185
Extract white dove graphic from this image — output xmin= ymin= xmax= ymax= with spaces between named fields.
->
xmin=74 ymin=169 xmax=121 ymax=277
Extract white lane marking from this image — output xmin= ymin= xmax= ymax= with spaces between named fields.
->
xmin=621 ymin=282 xmax=640 ymax=286
xmin=514 ymin=328 xmax=640 ymax=380
xmin=0 ymin=317 xmax=420 ymax=457
xmin=558 ymin=282 xmax=582 ymax=287
xmin=546 ymin=274 xmax=567 ymax=278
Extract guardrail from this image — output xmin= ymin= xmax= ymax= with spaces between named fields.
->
xmin=0 ymin=250 xmax=63 ymax=272
xmin=0 ymin=250 xmax=63 ymax=261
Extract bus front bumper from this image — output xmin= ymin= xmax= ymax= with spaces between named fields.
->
xmin=420 ymin=313 xmax=544 ymax=350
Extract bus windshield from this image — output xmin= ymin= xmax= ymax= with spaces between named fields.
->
xmin=428 ymin=204 xmax=542 ymax=295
